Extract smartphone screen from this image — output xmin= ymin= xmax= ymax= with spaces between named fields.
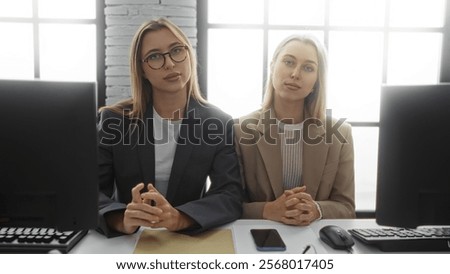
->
xmin=250 ymin=229 xmax=286 ymax=251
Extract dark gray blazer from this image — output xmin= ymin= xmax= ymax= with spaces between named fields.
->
xmin=97 ymin=98 xmax=243 ymax=237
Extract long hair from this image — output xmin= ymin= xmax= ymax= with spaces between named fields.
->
xmin=261 ymin=34 xmax=327 ymax=121
xmin=101 ymin=18 xmax=207 ymax=119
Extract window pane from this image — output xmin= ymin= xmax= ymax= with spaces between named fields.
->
xmin=268 ymin=30 xmax=324 ymax=61
xmin=330 ymin=0 xmax=385 ymax=27
xmin=208 ymin=29 xmax=263 ymax=118
xmin=39 ymin=0 xmax=96 ymax=19
xmin=0 ymin=23 xmax=34 ymax=80
xmin=352 ymin=127 xmax=378 ymax=212
xmin=328 ymin=31 xmax=384 ymax=122
xmin=208 ymin=0 xmax=263 ymax=24
xmin=387 ymin=32 xmax=442 ymax=85
xmin=39 ymin=24 xmax=96 ymax=81
xmin=268 ymin=0 xmax=325 ymax=26
xmin=389 ymin=0 xmax=445 ymax=27
xmin=0 ymin=0 xmax=32 ymax=18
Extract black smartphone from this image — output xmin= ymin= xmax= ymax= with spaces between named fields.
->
xmin=250 ymin=229 xmax=286 ymax=251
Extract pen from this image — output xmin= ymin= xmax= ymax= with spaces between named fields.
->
xmin=302 ymin=245 xmax=311 ymax=254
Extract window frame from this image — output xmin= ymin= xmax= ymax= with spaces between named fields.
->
xmin=0 ymin=0 xmax=106 ymax=106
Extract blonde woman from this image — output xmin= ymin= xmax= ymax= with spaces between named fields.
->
xmin=235 ymin=35 xmax=355 ymax=226
xmin=97 ymin=18 xmax=242 ymax=237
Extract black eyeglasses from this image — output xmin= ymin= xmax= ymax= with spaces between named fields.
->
xmin=142 ymin=45 xmax=188 ymax=70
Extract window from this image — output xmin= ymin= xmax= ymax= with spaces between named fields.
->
xmin=198 ymin=0 xmax=449 ymax=212
xmin=0 ymin=0 xmax=105 ymax=105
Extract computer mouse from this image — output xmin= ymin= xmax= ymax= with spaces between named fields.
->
xmin=319 ymin=225 xmax=355 ymax=250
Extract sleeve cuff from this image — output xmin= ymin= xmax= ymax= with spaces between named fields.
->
xmin=314 ymin=201 xmax=323 ymax=220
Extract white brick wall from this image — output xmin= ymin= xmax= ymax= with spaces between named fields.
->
xmin=104 ymin=0 xmax=197 ymax=105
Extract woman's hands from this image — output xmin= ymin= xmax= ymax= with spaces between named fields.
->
xmin=139 ymin=184 xmax=195 ymax=231
xmin=107 ymin=183 xmax=195 ymax=234
xmin=263 ymin=186 xmax=321 ymax=226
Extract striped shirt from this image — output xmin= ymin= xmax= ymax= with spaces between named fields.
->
xmin=279 ymin=121 xmax=304 ymax=190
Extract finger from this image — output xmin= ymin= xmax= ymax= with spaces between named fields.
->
xmin=141 ymin=183 xmax=156 ymax=206
xmin=293 ymin=192 xmax=313 ymax=202
xmin=285 ymin=214 xmax=311 ymax=226
xmin=281 ymin=217 xmax=302 ymax=226
xmin=283 ymin=186 xmax=306 ymax=196
xmin=298 ymin=211 xmax=314 ymax=223
xmin=298 ymin=220 xmax=311 ymax=226
xmin=284 ymin=190 xmax=294 ymax=196
xmin=145 ymin=209 xmax=178 ymax=229
xmin=124 ymin=208 xmax=160 ymax=224
xmin=144 ymin=184 xmax=160 ymax=206
xmin=298 ymin=202 xmax=320 ymax=222
xmin=127 ymin=202 xmax=163 ymax=215
xmin=284 ymin=192 xmax=308 ymax=204
xmin=290 ymin=186 xmax=307 ymax=193
xmin=147 ymin=218 xmax=171 ymax=229
xmin=126 ymin=217 xmax=160 ymax=228
xmin=284 ymin=208 xmax=301 ymax=218
xmin=131 ymin=183 xmax=145 ymax=203
xmin=285 ymin=197 xmax=300 ymax=208
xmin=295 ymin=202 xmax=314 ymax=212
xmin=141 ymin=192 xmax=169 ymax=208
xmin=147 ymin=183 xmax=158 ymax=193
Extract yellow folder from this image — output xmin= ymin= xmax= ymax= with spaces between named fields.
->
xmin=133 ymin=229 xmax=235 ymax=254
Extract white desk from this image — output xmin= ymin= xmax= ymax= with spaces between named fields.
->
xmin=71 ymin=219 xmax=388 ymax=254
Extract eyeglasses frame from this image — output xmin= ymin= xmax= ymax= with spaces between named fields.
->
xmin=142 ymin=45 xmax=189 ymax=70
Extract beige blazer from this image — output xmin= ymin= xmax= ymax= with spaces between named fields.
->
xmin=234 ymin=109 xmax=356 ymax=219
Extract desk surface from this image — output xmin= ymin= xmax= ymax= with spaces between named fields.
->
xmin=71 ymin=219 xmax=391 ymax=254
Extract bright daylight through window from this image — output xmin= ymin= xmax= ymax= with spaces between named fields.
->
xmin=0 ymin=0 xmax=96 ymax=82
xmin=204 ymin=0 xmax=446 ymax=212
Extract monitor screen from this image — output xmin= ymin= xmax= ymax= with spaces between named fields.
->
xmin=376 ymin=84 xmax=450 ymax=228
xmin=0 ymin=80 xmax=98 ymax=231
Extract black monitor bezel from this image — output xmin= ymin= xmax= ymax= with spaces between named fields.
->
xmin=376 ymin=84 xmax=450 ymax=228
xmin=0 ymin=79 xmax=99 ymax=231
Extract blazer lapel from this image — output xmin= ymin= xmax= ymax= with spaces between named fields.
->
xmin=165 ymin=99 xmax=197 ymax=203
xmin=301 ymin=121 xmax=328 ymax=199
xmin=256 ymin=109 xmax=284 ymax=198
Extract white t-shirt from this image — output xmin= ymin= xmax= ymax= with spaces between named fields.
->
xmin=153 ymin=108 xmax=182 ymax=197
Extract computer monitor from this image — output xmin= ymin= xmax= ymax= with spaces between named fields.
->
xmin=0 ymin=79 xmax=98 ymax=231
xmin=376 ymin=84 xmax=450 ymax=228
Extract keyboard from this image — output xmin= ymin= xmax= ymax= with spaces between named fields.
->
xmin=0 ymin=227 xmax=87 ymax=253
xmin=348 ymin=227 xmax=450 ymax=252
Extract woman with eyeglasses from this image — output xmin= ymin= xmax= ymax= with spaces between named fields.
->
xmin=97 ymin=18 xmax=242 ymax=237
xmin=234 ymin=35 xmax=355 ymax=226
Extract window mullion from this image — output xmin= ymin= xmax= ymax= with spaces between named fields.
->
xmin=32 ymin=0 xmax=40 ymax=79
xmin=440 ymin=0 xmax=450 ymax=82
xmin=381 ymin=0 xmax=391 ymax=84
xmin=262 ymin=0 xmax=269 ymax=100
xmin=324 ymin=0 xmax=330 ymax=49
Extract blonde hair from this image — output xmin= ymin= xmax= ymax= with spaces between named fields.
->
xmin=102 ymin=18 xmax=207 ymax=119
xmin=261 ymin=34 xmax=327 ymax=121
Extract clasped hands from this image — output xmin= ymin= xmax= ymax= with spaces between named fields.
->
xmin=120 ymin=183 xmax=194 ymax=234
xmin=263 ymin=186 xmax=320 ymax=226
